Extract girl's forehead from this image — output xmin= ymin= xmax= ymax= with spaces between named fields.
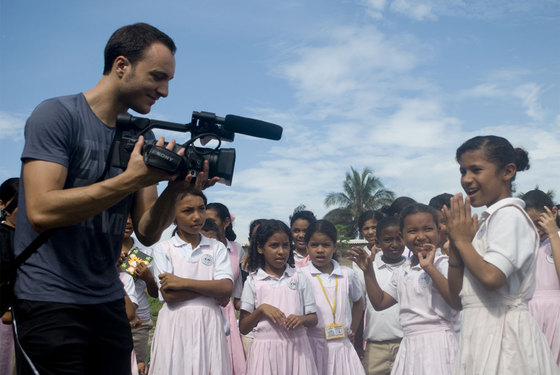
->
xmin=403 ymin=212 xmax=435 ymax=226
xmin=309 ymin=232 xmax=334 ymax=242
xmin=180 ymin=194 xmax=205 ymax=204
xmin=268 ymin=231 xmax=290 ymax=241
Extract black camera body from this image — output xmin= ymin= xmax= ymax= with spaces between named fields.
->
xmin=111 ymin=111 xmax=282 ymax=186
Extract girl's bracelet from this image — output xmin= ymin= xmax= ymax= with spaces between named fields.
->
xmin=448 ymin=261 xmax=464 ymax=268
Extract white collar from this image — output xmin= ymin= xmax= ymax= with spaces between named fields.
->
xmin=481 ymin=197 xmax=525 ymax=220
xmin=307 ymin=259 xmax=343 ymax=277
xmin=374 ymin=253 xmax=407 ymax=270
xmin=253 ymin=265 xmax=295 ymax=281
xmin=171 ymin=232 xmax=209 ymax=249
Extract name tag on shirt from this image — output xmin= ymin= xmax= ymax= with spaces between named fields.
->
xmin=325 ymin=323 xmax=345 ymax=340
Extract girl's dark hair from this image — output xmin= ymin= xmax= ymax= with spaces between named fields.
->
xmin=399 ymin=203 xmax=439 ymax=231
xmin=385 ymin=197 xmax=417 ymax=217
xmin=522 ymin=189 xmax=560 ymax=227
xmin=207 ymin=202 xmax=237 ymax=241
xmin=304 ymin=219 xmax=338 ymax=244
xmin=289 ymin=209 xmax=317 ymax=227
xmin=247 ymin=219 xmax=294 ymax=272
xmin=428 ymin=193 xmax=453 ymax=211
xmin=304 ymin=219 xmax=338 ymax=260
xmin=376 ymin=216 xmax=401 ymax=239
xmin=201 ymin=219 xmax=220 ymax=236
xmin=456 ymin=136 xmax=530 ymax=188
xmin=358 ymin=210 xmax=385 ymax=232
xmin=0 ymin=177 xmax=19 ymax=202
xmin=249 ymin=218 xmax=266 ymax=240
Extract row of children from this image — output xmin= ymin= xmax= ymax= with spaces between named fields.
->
xmin=102 ymin=134 xmax=560 ymax=374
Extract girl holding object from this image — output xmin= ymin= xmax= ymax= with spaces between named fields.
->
xmin=149 ymin=191 xmax=233 ymax=375
xmin=240 ymin=219 xmax=318 ymax=375
xmin=350 ymin=203 xmax=460 ymax=375
xmin=445 ymin=135 xmax=558 ymax=374
xmin=300 ymin=220 xmax=365 ymax=375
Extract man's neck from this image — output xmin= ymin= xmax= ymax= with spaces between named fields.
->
xmin=83 ymin=77 xmax=127 ymax=127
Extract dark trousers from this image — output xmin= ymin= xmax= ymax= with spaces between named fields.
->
xmin=13 ymin=299 xmax=133 ymax=375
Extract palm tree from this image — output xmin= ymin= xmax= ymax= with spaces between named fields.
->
xmin=324 ymin=167 xmax=395 ymax=238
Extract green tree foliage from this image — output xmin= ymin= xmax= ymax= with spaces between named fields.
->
xmin=324 ymin=167 xmax=395 ymax=238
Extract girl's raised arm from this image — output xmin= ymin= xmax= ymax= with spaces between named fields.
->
xmin=419 ymin=244 xmax=462 ymax=310
xmin=348 ymin=247 xmax=396 ymax=310
xmin=539 ymin=206 xmax=560 ymax=278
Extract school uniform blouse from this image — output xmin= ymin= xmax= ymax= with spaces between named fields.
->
xmin=240 ymin=266 xmax=317 ymax=315
xmin=477 ymin=197 xmax=538 ymax=297
xmin=152 ymin=233 xmax=233 ymax=301
xmin=305 ymin=260 xmax=362 ymax=304
xmin=353 ymin=252 xmax=406 ymax=342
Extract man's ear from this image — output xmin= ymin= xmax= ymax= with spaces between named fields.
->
xmin=113 ymin=56 xmax=131 ymax=79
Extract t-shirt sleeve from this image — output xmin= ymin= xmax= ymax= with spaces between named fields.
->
xmin=347 ymin=267 xmax=363 ymax=303
xmin=483 ymin=206 xmax=536 ymax=278
xmin=298 ymin=271 xmax=317 ymax=315
xmin=22 ymin=98 xmax=75 ymax=167
xmin=119 ymin=272 xmax=138 ymax=306
xmin=213 ymin=242 xmax=234 ymax=282
xmin=240 ymin=276 xmax=256 ymax=313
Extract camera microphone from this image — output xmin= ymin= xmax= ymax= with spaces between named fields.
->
xmin=223 ymin=115 xmax=283 ymax=141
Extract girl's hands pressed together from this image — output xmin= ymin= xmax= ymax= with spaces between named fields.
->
xmin=259 ymin=303 xmax=287 ymax=326
xmin=444 ymin=193 xmax=479 ymax=248
xmin=285 ymin=314 xmax=304 ymax=330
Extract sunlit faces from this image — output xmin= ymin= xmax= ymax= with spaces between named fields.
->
xmin=175 ymin=194 xmax=206 ymax=241
xmin=258 ymin=231 xmax=291 ymax=277
xmin=361 ymin=219 xmax=378 ymax=247
xmin=459 ymin=149 xmax=514 ymax=208
xmin=378 ymin=226 xmax=405 ymax=262
xmin=526 ymin=208 xmax=550 ymax=243
xmin=307 ymin=232 xmax=336 ymax=273
xmin=402 ymin=212 xmax=439 ymax=258
xmin=119 ymin=42 xmax=175 ymax=115
xmin=291 ymin=219 xmax=311 ymax=255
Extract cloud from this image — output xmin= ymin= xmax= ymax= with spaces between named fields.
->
xmin=512 ymin=83 xmax=544 ymax=122
xmin=390 ymin=0 xmax=437 ymax=21
xmin=362 ymin=0 xmax=557 ymax=21
xmin=0 ymin=111 xmax=26 ymax=140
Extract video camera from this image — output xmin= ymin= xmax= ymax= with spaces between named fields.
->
xmin=111 ymin=111 xmax=283 ymax=186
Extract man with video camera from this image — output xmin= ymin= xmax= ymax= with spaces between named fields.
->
xmin=12 ymin=23 xmax=216 ymax=374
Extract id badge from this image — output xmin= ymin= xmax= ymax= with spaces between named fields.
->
xmin=324 ymin=323 xmax=345 ymax=340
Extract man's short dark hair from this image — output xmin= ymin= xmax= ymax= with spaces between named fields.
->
xmin=103 ymin=22 xmax=176 ymax=75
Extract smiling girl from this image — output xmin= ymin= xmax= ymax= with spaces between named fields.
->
xmin=445 ymin=135 xmax=558 ymax=374
xmin=350 ymin=204 xmax=460 ymax=374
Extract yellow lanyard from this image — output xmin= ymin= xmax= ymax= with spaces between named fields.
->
xmin=316 ymin=274 xmax=338 ymax=323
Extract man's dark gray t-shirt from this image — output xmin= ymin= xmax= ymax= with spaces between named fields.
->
xmin=14 ymin=93 xmax=153 ymax=304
